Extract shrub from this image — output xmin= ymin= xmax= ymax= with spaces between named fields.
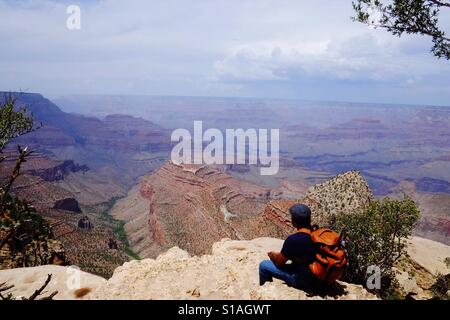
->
xmin=335 ymin=196 xmax=420 ymax=297
xmin=0 ymin=93 xmax=62 ymax=268
xmin=430 ymin=273 xmax=450 ymax=300
xmin=444 ymin=257 xmax=450 ymax=269
xmin=0 ymin=93 xmax=36 ymax=151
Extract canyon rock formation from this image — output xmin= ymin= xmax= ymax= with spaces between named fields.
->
xmin=115 ymin=165 xmax=376 ymax=258
xmin=263 ymin=171 xmax=374 ymax=235
xmin=111 ymin=161 xmax=285 ymax=258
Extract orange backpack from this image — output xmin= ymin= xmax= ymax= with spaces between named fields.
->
xmin=298 ymin=227 xmax=347 ymax=284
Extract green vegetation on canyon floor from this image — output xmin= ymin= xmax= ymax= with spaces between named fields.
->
xmin=98 ymin=196 xmax=141 ymax=261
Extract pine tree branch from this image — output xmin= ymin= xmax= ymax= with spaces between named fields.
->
xmin=428 ymin=0 xmax=450 ymax=8
xmin=369 ymin=23 xmax=450 ymax=41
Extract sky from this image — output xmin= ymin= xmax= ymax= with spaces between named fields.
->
xmin=1 ymin=0 xmax=450 ymax=105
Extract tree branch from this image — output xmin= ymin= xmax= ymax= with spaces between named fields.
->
xmin=428 ymin=0 xmax=450 ymax=8
xmin=40 ymin=290 xmax=58 ymax=300
xmin=353 ymin=0 xmax=450 ymax=58
xmin=0 ymin=145 xmax=32 ymax=214
xmin=28 ymin=274 xmax=53 ymax=300
xmin=370 ymin=23 xmax=450 ymax=41
xmin=0 ymin=282 xmax=14 ymax=292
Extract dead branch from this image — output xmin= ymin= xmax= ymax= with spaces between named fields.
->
xmin=40 ymin=290 xmax=58 ymax=300
xmin=1 ymin=145 xmax=32 ymax=199
xmin=0 ymin=145 xmax=33 ymax=217
xmin=28 ymin=273 xmax=53 ymax=300
xmin=0 ymin=282 xmax=14 ymax=300
xmin=0 ymin=281 xmax=14 ymax=292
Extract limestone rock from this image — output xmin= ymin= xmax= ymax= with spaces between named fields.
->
xmin=305 ymin=171 xmax=373 ymax=226
xmin=263 ymin=171 xmax=373 ymax=234
xmin=3 ymin=236 xmax=448 ymax=300
xmin=91 ymin=238 xmax=377 ymax=300
xmin=0 ymin=265 xmax=105 ymax=300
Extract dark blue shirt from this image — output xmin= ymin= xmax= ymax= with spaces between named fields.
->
xmin=280 ymin=232 xmax=317 ymax=288
xmin=281 ymin=232 xmax=316 ymax=267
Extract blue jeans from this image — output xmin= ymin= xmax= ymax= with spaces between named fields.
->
xmin=259 ymin=260 xmax=314 ymax=289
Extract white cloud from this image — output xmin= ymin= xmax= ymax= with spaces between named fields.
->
xmin=213 ymin=33 xmax=449 ymax=84
xmin=0 ymin=0 xmax=449 ymax=104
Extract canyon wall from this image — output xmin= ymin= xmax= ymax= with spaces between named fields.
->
xmin=113 ymin=164 xmax=375 ymax=258
xmin=111 ymin=161 xmax=286 ymax=258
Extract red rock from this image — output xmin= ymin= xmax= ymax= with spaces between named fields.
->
xmin=120 ymin=161 xmax=285 ymax=258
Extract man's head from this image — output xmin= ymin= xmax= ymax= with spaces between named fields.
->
xmin=289 ymin=204 xmax=312 ymax=229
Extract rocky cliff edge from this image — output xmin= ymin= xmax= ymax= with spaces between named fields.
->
xmin=0 ymin=238 xmax=377 ymax=300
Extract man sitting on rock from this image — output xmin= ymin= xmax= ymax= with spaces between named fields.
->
xmin=259 ymin=204 xmax=317 ymax=290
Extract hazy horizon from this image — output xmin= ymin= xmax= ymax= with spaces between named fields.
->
xmin=51 ymin=92 xmax=450 ymax=108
